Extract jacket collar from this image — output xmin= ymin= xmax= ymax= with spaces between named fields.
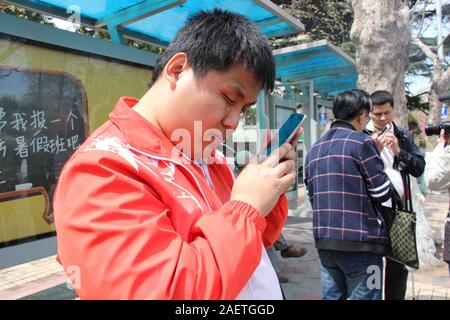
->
xmin=391 ymin=122 xmax=404 ymax=138
xmin=109 ymin=98 xmax=229 ymax=211
xmin=109 ymin=97 xmax=220 ymax=164
xmin=365 ymin=120 xmax=400 ymax=136
xmin=330 ymin=119 xmax=357 ymax=131
xmin=109 ymin=97 xmax=182 ymax=159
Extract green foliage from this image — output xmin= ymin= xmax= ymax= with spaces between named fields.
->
xmin=0 ymin=0 xmax=52 ymax=24
xmin=406 ymin=93 xmax=429 ymax=114
xmin=123 ymin=38 xmax=165 ymax=55
xmin=418 ymin=136 xmax=427 ymax=149
xmin=271 ymin=0 xmax=353 ymax=53
xmin=242 ymin=107 xmax=257 ymax=126
xmin=338 ymin=41 xmax=356 ymax=58
xmin=291 ymin=0 xmax=353 ymax=45
xmin=76 ymin=26 xmax=111 ymax=40
xmin=408 ymin=113 xmax=421 ymax=134
xmin=75 ymin=26 xmax=165 ymax=54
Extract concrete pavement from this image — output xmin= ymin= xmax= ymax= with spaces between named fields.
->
xmin=0 ymin=186 xmax=448 ymax=300
xmin=274 ymin=187 xmax=450 ymax=300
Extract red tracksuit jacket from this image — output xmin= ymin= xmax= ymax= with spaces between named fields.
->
xmin=53 ymin=97 xmax=287 ymax=299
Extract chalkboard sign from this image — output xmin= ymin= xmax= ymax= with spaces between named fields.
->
xmin=0 ymin=67 xmax=88 ymax=204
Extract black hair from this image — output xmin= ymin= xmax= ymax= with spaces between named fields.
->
xmin=332 ymin=89 xmax=371 ymax=121
xmin=151 ymin=9 xmax=275 ymax=92
xmin=370 ymin=90 xmax=394 ymax=108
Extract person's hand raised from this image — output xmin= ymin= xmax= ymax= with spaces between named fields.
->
xmin=439 ymin=129 xmax=449 ymax=146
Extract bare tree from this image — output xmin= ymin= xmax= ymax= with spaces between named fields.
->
xmin=411 ymin=0 xmax=450 ymax=148
xmin=350 ymin=0 xmax=411 ymax=128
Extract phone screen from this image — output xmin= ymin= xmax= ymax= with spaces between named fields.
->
xmin=261 ymin=113 xmax=306 ymax=157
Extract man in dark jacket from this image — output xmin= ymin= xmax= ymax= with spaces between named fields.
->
xmin=305 ymin=89 xmax=393 ymax=300
xmin=366 ymin=90 xmax=426 ymax=300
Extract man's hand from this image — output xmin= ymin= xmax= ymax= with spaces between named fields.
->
xmin=372 ymin=132 xmax=400 ymax=156
xmin=230 ymin=143 xmax=296 ymax=216
xmin=280 ymin=128 xmax=303 ymax=163
xmin=439 ymin=129 xmax=450 ymax=146
xmin=380 ymin=132 xmax=400 ymax=156
xmin=371 ymin=132 xmax=385 ymax=153
xmin=258 ymin=128 xmax=303 ymax=163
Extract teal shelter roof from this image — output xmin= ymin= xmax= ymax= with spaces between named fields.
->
xmin=5 ymin=0 xmax=304 ymax=46
xmin=273 ymin=40 xmax=357 ymax=97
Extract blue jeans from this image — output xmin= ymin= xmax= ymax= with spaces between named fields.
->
xmin=318 ymin=250 xmax=383 ymax=300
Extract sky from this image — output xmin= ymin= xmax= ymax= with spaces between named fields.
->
xmin=50 ymin=16 xmax=78 ymax=32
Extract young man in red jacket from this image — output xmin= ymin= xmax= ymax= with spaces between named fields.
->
xmin=53 ymin=9 xmax=299 ymax=299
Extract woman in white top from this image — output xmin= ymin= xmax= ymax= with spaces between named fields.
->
xmin=425 ymin=126 xmax=450 ymax=274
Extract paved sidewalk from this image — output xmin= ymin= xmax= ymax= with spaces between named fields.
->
xmin=279 ymin=216 xmax=322 ymax=299
xmin=405 ymin=193 xmax=450 ymax=300
xmin=276 ymin=188 xmax=450 ymax=300
xmin=0 ymin=255 xmax=67 ymax=300
xmin=0 ymin=187 xmax=448 ymax=300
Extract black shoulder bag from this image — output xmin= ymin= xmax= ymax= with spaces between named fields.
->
xmin=377 ymin=175 xmax=419 ymax=269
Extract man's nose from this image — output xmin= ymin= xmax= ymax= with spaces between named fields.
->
xmin=222 ymin=108 xmax=241 ymax=130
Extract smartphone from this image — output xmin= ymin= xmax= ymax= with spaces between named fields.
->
xmin=379 ymin=123 xmax=391 ymax=136
xmin=260 ymin=113 xmax=307 ymax=157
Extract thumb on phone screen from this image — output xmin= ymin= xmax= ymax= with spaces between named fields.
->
xmin=260 ymin=129 xmax=272 ymax=152
xmin=253 ymin=129 xmax=273 ymax=164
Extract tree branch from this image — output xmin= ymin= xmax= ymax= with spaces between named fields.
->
xmin=412 ymin=37 xmax=440 ymax=66
xmin=437 ymin=32 xmax=450 ymax=51
xmin=409 ymin=0 xmax=419 ymax=13
xmin=416 ymin=0 xmax=430 ymax=38
xmin=409 ymin=0 xmax=421 ymax=24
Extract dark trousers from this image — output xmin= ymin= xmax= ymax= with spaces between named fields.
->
xmin=384 ymin=258 xmax=408 ymax=300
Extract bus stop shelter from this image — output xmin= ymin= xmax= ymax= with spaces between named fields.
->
xmin=0 ymin=0 xmax=307 ymax=267
xmin=4 ymin=0 xmax=356 ymax=150
xmin=270 ymin=40 xmax=357 ymax=152
xmin=0 ymin=0 xmax=356 ymax=265
xmin=4 ymin=0 xmax=304 ymax=44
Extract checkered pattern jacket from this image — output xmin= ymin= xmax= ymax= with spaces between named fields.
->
xmin=304 ymin=121 xmax=393 ymax=253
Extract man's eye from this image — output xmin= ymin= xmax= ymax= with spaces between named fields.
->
xmin=223 ymin=94 xmax=234 ymax=105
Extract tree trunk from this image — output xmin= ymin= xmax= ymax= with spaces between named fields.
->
xmin=350 ymin=0 xmax=410 ymax=128
xmin=426 ymin=80 xmax=449 ymax=149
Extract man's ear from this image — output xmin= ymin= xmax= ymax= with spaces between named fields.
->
xmin=356 ymin=114 xmax=365 ymax=130
xmin=358 ymin=113 xmax=364 ymax=125
xmin=361 ymin=112 xmax=368 ymax=123
xmin=163 ymin=52 xmax=189 ymax=89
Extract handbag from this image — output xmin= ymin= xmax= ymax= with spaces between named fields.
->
xmin=376 ymin=176 xmax=419 ymax=269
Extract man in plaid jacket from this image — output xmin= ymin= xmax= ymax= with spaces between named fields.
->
xmin=304 ymin=89 xmax=393 ymax=300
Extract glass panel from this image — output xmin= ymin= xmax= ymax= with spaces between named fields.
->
xmin=0 ymin=35 xmax=151 ymax=268
xmin=38 ymin=0 xmax=144 ymax=18
xmin=0 ymin=68 xmax=87 ymax=247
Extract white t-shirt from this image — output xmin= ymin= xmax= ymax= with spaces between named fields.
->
xmin=366 ymin=121 xmax=404 ymax=206
xmin=236 ymin=246 xmax=283 ymax=300
xmin=196 ymin=161 xmax=283 ymax=300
